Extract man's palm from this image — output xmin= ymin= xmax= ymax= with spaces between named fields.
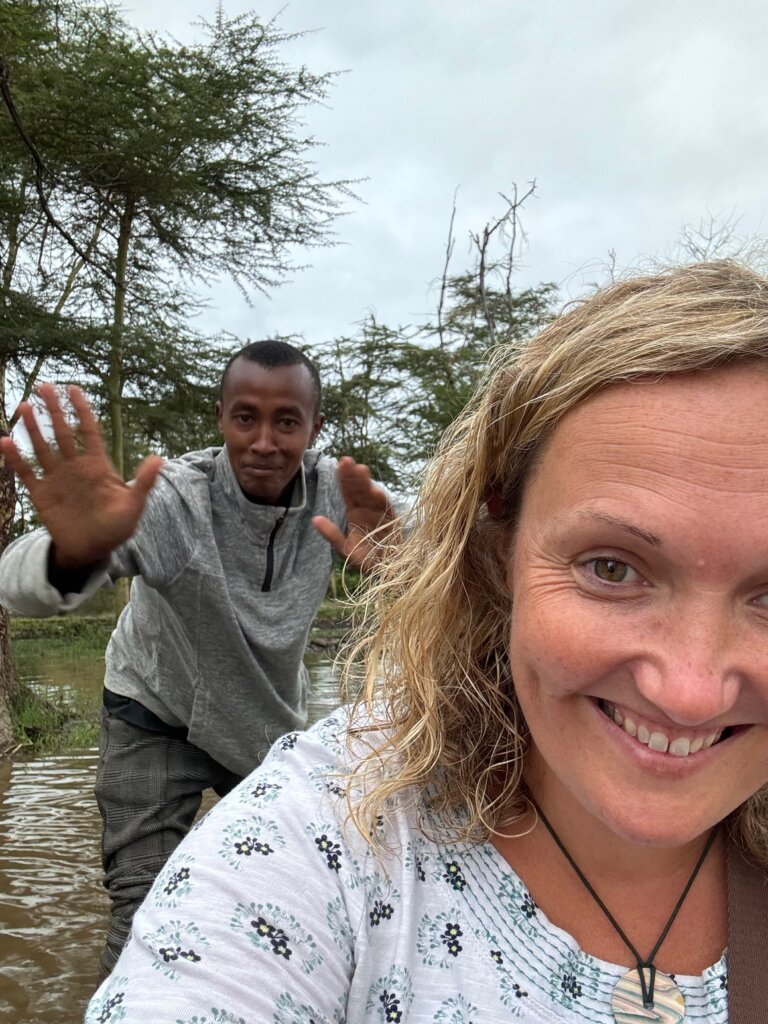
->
xmin=312 ymin=457 xmax=397 ymax=570
xmin=1 ymin=385 xmax=162 ymax=568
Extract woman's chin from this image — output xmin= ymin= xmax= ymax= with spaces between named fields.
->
xmin=586 ymin=792 xmax=722 ymax=850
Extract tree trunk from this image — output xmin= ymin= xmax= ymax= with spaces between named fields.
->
xmin=109 ymin=197 xmax=134 ymax=477
xmin=108 ymin=197 xmax=134 ymax=614
xmin=0 ymin=190 xmax=24 ymax=755
xmin=0 ymin=389 xmax=16 ymax=755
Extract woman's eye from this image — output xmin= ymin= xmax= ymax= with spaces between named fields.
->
xmin=589 ymin=558 xmax=637 ymax=584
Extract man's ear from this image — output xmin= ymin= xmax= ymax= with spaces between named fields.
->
xmin=215 ymin=400 xmax=224 ymax=434
xmin=310 ymin=413 xmax=325 ymax=446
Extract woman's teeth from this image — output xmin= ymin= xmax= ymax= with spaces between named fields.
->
xmin=602 ymin=702 xmax=721 ymax=757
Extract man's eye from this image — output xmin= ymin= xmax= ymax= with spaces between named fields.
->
xmin=590 ymin=558 xmax=636 ymax=583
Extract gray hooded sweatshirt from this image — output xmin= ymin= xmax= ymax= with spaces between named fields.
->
xmin=0 ymin=446 xmax=347 ymax=776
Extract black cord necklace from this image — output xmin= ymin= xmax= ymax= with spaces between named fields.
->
xmin=531 ymin=799 xmax=718 ymax=1024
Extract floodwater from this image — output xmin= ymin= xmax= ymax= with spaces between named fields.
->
xmin=0 ymin=641 xmax=340 ymax=1024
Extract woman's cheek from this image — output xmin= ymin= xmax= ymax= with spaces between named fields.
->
xmin=510 ymin=594 xmax=628 ymax=700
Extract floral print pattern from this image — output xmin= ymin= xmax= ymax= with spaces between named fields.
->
xmin=142 ymin=921 xmax=209 ymax=980
xmin=230 ymin=901 xmax=323 ymax=975
xmin=220 ymin=814 xmax=285 ymax=869
xmin=84 ymin=709 xmax=729 ymax=1024
xmin=154 ymin=854 xmax=195 ymax=908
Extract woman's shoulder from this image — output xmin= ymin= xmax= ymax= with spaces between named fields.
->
xmin=186 ymin=705 xmax=420 ymax=868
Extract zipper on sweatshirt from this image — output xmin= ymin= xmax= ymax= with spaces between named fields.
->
xmin=261 ymin=509 xmax=289 ymax=592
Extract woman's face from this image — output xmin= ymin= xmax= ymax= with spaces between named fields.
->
xmin=507 ymin=363 xmax=768 ymax=846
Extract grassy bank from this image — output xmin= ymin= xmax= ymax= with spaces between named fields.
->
xmin=9 ymin=601 xmax=358 ymax=755
xmin=11 ymin=614 xmax=116 ymax=645
xmin=9 ymin=616 xmax=114 ymax=754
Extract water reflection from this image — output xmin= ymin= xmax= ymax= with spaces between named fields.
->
xmin=0 ymin=650 xmax=340 ymax=1024
xmin=0 ymin=749 xmax=106 ymax=1023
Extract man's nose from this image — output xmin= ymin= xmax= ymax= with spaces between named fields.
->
xmin=248 ymin=425 xmax=278 ymax=453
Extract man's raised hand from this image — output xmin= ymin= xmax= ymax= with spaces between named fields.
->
xmin=312 ymin=456 xmax=397 ymax=570
xmin=0 ymin=384 xmax=163 ymax=568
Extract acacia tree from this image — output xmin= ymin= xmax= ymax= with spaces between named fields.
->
xmin=1 ymin=0 xmax=352 ymax=475
xmin=307 ymin=319 xmax=406 ymax=487
xmin=0 ymin=0 xmax=353 ymax=748
xmin=0 ymin=0 xmax=106 ymax=749
xmin=311 ymin=189 xmax=558 ymax=493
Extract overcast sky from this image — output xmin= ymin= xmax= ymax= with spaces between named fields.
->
xmin=118 ymin=0 xmax=768 ymax=347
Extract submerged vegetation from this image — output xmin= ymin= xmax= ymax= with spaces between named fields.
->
xmin=10 ymin=680 xmax=101 ymax=752
xmin=8 ymin=598 xmax=355 ymax=755
xmin=9 ymin=616 xmax=111 ymax=754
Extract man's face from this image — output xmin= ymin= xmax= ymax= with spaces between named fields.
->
xmin=216 ymin=358 xmax=323 ymax=503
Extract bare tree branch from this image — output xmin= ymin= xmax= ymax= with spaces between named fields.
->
xmin=677 ymin=210 xmax=743 ymax=262
xmin=605 ymin=247 xmax=618 ymax=283
xmin=500 ymin=180 xmax=536 ymax=320
xmin=0 ymin=57 xmax=116 ymax=285
xmin=469 ymin=181 xmax=537 ymax=345
xmin=437 ymin=189 xmax=457 ymax=352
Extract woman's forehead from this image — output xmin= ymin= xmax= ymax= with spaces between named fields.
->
xmin=525 ymin=363 xmax=768 ymax=507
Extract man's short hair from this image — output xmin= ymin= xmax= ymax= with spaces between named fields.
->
xmin=219 ymin=340 xmax=322 ymax=414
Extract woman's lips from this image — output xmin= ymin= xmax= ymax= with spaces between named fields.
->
xmin=596 ymin=698 xmax=751 ymax=760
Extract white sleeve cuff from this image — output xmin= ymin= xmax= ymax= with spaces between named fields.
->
xmin=0 ymin=531 xmax=111 ymax=616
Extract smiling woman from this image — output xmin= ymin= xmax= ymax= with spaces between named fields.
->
xmin=508 ymin=365 xmax=768 ymax=851
xmin=86 ymin=261 xmax=768 ymax=1024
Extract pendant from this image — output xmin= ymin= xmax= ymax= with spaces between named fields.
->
xmin=611 ymin=967 xmax=685 ymax=1023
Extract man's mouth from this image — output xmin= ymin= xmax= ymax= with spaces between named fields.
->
xmin=597 ymin=699 xmax=737 ymax=758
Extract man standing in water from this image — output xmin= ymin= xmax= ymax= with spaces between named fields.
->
xmin=0 ymin=340 xmax=394 ymax=975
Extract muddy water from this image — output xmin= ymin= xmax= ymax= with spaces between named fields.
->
xmin=0 ymin=645 xmax=340 ymax=1024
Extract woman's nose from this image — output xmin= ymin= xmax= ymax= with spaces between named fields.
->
xmin=632 ymin=605 xmax=744 ymax=726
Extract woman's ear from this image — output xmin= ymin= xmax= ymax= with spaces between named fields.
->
xmin=486 ymin=490 xmax=504 ymax=521
xmin=485 ymin=490 xmax=514 ymax=588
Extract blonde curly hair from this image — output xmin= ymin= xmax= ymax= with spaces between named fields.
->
xmin=344 ymin=260 xmax=768 ymax=864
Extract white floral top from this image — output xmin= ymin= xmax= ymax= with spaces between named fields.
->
xmin=85 ymin=709 xmax=729 ymax=1024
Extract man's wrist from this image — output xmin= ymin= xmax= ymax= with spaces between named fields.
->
xmin=47 ymin=543 xmax=101 ymax=595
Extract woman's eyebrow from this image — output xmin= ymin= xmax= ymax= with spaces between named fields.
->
xmin=575 ymin=509 xmax=663 ymax=548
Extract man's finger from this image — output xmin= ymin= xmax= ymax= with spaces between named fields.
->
xmin=311 ymin=515 xmax=347 ymax=555
xmin=131 ymin=455 xmax=164 ymax=505
xmin=37 ymin=384 xmax=77 ymax=460
xmin=18 ymin=401 xmax=57 ymax=473
xmin=66 ymin=385 xmax=109 ymax=457
xmin=337 ymin=457 xmax=371 ymax=489
xmin=0 ymin=436 xmax=38 ymax=492
xmin=337 ymin=459 xmax=389 ymax=511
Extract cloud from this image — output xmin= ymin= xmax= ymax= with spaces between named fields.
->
xmin=119 ymin=0 xmax=768 ymax=345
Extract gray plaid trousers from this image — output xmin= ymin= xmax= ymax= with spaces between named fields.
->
xmin=94 ymin=709 xmax=242 ymax=977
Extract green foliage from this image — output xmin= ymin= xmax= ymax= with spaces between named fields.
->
xmin=399 ymin=275 xmax=558 ymax=463
xmin=308 ymin=319 xmax=406 ymax=487
xmin=10 ymin=680 xmax=70 ymax=745
xmin=309 ymin=275 xmax=557 ymax=491
xmin=9 ymin=615 xmax=109 ymax=750
xmin=0 ymin=0 xmax=353 ymax=477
